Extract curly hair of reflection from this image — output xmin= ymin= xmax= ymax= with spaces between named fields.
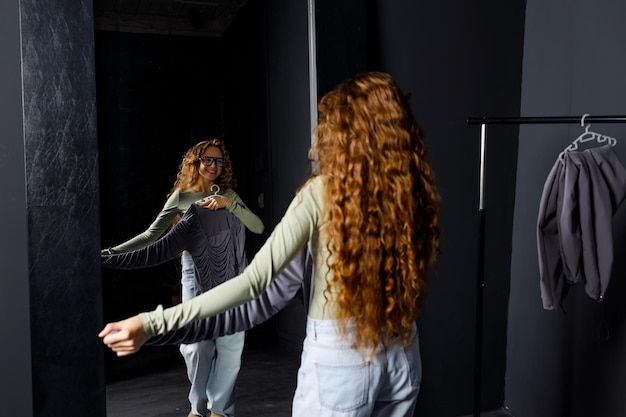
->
xmin=169 ymin=138 xmax=235 ymax=196
xmin=312 ymin=71 xmax=440 ymax=353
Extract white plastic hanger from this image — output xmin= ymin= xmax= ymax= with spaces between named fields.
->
xmin=208 ymin=184 xmax=224 ymax=198
xmin=559 ymin=114 xmax=617 ymax=159
xmin=195 ymin=184 xmax=224 ymax=205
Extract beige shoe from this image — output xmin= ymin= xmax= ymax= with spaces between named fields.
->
xmin=187 ymin=412 xmax=203 ymax=417
xmin=209 ymin=413 xmax=225 ymax=417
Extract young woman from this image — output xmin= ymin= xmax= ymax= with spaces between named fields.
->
xmin=100 ymin=72 xmax=440 ymax=417
xmin=102 ymin=138 xmax=263 ymax=417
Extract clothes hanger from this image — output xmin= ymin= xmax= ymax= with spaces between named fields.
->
xmin=195 ymin=184 xmax=224 ymax=205
xmin=559 ymin=114 xmax=617 ymax=160
xmin=208 ymin=184 xmax=224 ymax=198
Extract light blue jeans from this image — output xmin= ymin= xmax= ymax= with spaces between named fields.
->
xmin=180 ymin=255 xmax=245 ymax=417
xmin=292 ymin=318 xmax=421 ymax=417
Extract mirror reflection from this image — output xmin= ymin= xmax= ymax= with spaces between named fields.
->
xmin=95 ymin=0 xmax=310 ymax=415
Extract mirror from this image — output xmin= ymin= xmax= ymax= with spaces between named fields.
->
xmin=94 ymin=0 xmax=315 ymax=415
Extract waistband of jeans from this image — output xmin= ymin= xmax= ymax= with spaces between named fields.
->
xmin=306 ymin=317 xmax=356 ymax=337
xmin=306 ymin=317 xmax=418 ymax=344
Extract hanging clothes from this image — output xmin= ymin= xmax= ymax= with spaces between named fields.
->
xmin=537 ymin=144 xmax=626 ymax=310
xmin=102 ymin=203 xmax=312 ymax=342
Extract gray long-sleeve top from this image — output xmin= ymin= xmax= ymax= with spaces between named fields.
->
xmin=537 ymin=145 xmax=626 ymax=310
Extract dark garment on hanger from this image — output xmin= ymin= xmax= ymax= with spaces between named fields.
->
xmin=103 ymin=204 xmax=248 ymax=294
xmin=102 ymin=204 xmax=313 ymax=343
xmin=537 ymin=145 xmax=626 ymax=310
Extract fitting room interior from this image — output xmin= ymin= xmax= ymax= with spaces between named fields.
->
xmin=4 ymin=1 xmax=626 ymax=417
xmin=94 ymin=1 xmax=509 ymax=414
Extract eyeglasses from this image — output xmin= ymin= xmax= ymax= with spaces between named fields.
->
xmin=199 ymin=156 xmax=226 ymax=167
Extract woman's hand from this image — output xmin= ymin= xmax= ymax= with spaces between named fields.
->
xmin=99 ymin=316 xmax=148 ymax=357
xmin=198 ymin=197 xmax=231 ymax=210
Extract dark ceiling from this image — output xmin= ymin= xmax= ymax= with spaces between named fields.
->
xmin=93 ymin=0 xmax=249 ymax=37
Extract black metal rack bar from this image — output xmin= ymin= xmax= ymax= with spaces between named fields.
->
xmin=467 ymin=115 xmax=626 ymax=125
xmin=466 ymin=115 xmax=626 ymax=417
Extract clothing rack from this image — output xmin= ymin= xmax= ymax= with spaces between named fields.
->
xmin=465 ymin=115 xmax=626 ymax=417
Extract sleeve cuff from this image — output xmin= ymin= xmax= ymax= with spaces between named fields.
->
xmin=138 ymin=305 xmax=165 ymax=338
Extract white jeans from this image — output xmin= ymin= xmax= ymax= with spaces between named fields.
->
xmin=292 ymin=318 xmax=421 ymax=417
xmin=180 ymin=255 xmax=244 ymax=417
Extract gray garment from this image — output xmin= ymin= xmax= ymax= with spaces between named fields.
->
xmin=102 ymin=204 xmax=313 ymax=344
xmin=537 ymin=145 xmax=626 ymax=310
xmin=102 ymin=204 xmax=248 ymax=294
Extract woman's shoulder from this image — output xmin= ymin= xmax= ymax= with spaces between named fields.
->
xmin=177 ymin=188 xmax=210 ymax=197
xmin=222 ymin=188 xmax=239 ymax=198
xmin=173 ymin=189 xmax=210 ymax=209
xmin=177 ymin=187 xmax=202 ymax=194
xmin=290 ymin=176 xmax=326 ymax=209
xmin=300 ymin=175 xmax=326 ymax=193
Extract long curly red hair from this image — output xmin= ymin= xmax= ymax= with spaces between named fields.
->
xmin=312 ymin=72 xmax=440 ymax=351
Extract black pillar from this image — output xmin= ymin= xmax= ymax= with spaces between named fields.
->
xmin=0 ymin=1 xmax=105 ymax=416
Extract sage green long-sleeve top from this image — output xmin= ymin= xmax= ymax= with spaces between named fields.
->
xmin=110 ymin=188 xmax=264 ymax=254
xmin=139 ymin=176 xmax=338 ymax=337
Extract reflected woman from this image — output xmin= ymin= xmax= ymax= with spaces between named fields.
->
xmin=102 ymin=138 xmax=263 ymax=417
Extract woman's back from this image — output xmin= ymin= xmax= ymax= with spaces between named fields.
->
xmin=310 ymin=71 xmax=440 ymax=351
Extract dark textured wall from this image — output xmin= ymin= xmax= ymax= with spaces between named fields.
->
xmin=1 ymin=0 xmax=105 ymax=416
